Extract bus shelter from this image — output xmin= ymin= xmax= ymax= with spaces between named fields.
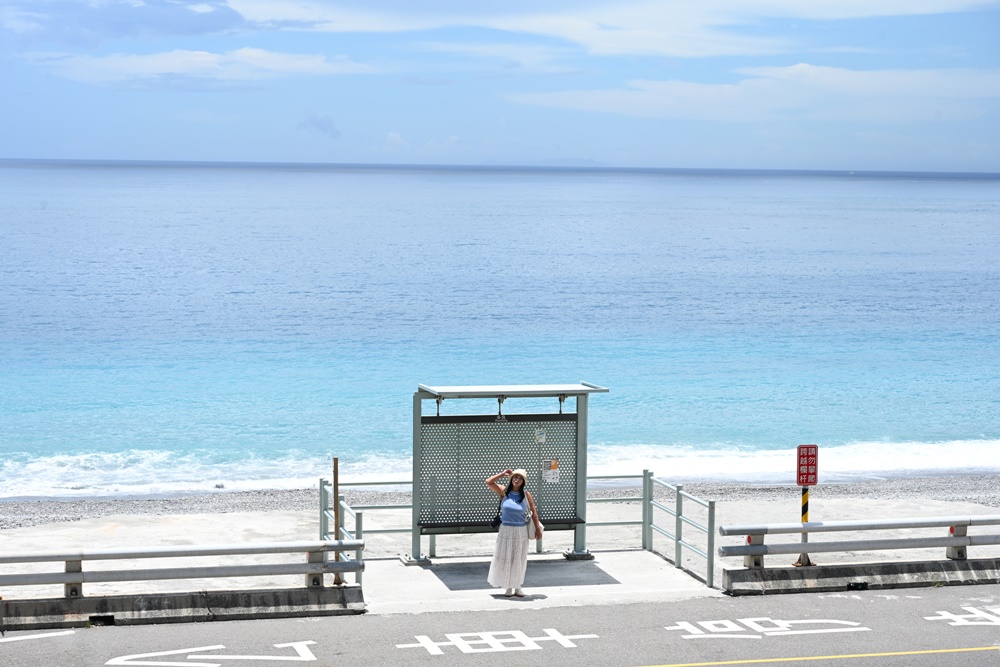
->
xmin=411 ymin=382 xmax=608 ymax=562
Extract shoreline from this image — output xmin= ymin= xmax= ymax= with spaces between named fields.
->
xmin=3 ymin=473 xmax=1000 ymax=531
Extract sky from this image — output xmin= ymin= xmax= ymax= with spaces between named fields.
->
xmin=1 ymin=1 xmax=999 ymax=172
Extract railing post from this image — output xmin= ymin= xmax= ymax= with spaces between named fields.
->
xmin=319 ymin=478 xmax=329 ymax=541
xmin=641 ymin=470 xmax=652 ymax=551
xmin=64 ymin=560 xmax=82 ymax=598
xmin=744 ymin=534 xmax=764 ymax=568
xmin=306 ymin=548 xmax=325 ymax=588
xmin=334 ymin=495 xmax=346 ymax=584
xmin=355 ymin=512 xmax=364 ymax=585
xmin=674 ymin=484 xmax=684 ymax=567
xmin=946 ymin=525 xmax=968 ymax=560
xmin=706 ymin=500 xmax=716 ymax=588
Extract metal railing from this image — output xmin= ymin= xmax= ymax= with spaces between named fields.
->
xmin=718 ymin=515 xmax=1000 ymax=567
xmin=320 ymin=478 xmax=412 ymax=585
xmin=643 ymin=472 xmax=716 ymax=588
xmin=0 ymin=540 xmax=365 ymax=598
xmin=321 ymin=471 xmax=717 ymax=588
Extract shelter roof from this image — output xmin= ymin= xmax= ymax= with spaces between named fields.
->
xmin=417 ymin=383 xmax=608 ymax=399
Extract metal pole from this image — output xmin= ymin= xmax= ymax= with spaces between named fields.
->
xmin=576 ymin=393 xmax=587 ymax=554
xmin=674 ymin=484 xmax=684 ymax=567
xmin=706 ymin=500 xmax=716 ymax=589
xmin=641 ymin=470 xmax=652 ymax=551
xmin=332 ymin=458 xmax=342 ymax=584
xmin=411 ymin=392 xmax=423 ymax=562
xmin=354 ymin=511 xmax=364 ymax=585
xmin=319 ymin=478 xmax=329 ymax=542
xmin=794 ymin=486 xmax=813 ymax=566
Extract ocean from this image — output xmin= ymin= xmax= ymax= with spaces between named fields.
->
xmin=1 ymin=160 xmax=998 ymax=499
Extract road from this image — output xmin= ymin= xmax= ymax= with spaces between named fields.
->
xmin=3 ymin=585 xmax=1000 ymax=666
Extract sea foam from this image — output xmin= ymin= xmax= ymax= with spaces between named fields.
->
xmin=2 ymin=439 xmax=996 ymax=500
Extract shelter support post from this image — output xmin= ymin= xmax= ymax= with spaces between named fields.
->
xmin=408 ymin=391 xmax=429 ymax=564
xmin=565 ymin=394 xmax=593 ymax=560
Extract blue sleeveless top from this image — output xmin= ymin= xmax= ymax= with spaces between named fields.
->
xmin=500 ymin=491 xmax=527 ymax=526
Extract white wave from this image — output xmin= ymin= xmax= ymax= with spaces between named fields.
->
xmin=0 ymin=450 xmax=414 ymax=500
xmin=588 ymin=439 xmax=1000 ymax=484
xmin=2 ymin=440 xmax=997 ymax=500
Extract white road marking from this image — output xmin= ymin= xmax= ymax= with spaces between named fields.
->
xmin=196 ymin=641 xmax=317 ymax=661
xmin=106 ymin=642 xmax=316 ymax=666
xmin=106 ymin=645 xmax=227 ymax=667
xmin=0 ymin=630 xmax=76 ymax=644
xmin=666 ymin=617 xmax=871 ymax=639
xmin=397 ymin=628 xmax=598 ymax=654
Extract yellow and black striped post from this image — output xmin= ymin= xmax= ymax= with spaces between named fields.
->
xmin=794 ymin=485 xmax=813 ymax=566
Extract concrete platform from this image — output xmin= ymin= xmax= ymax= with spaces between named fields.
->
xmin=362 ymin=549 xmax=721 ymax=615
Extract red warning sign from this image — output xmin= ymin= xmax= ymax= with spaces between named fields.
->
xmin=797 ymin=444 xmax=818 ymax=486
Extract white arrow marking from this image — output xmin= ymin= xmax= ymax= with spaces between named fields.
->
xmin=194 ymin=641 xmax=317 ymax=661
xmin=106 ymin=641 xmax=318 ymax=666
xmin=105 ymin=645 xmax=226 ymax=667
xmin=0 ymin=630 xmax=76 ymax=643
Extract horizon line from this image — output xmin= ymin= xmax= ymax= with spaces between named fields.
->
xmin=1 ymin=157 xmax=998 ymax=179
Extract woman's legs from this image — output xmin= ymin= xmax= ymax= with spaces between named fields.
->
xmin=487 ymin=524 xmax=530 ymax=591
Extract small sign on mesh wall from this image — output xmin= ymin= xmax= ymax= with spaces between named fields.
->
xmin=796 ymin=444 xmax=818 ymax=486
xmin=542 ymin=459 xmax=559 ymax=483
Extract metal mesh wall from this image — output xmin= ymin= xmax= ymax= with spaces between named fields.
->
xmin=417 ymin=413 xmax=579 ymax=527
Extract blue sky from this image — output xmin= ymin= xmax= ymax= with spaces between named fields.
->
xmin=1 ymin=1 xmax=999 ymax=171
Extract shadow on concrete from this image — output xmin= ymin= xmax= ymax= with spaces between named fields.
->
xmin=428 ymin=558 xmax=620 ymax=591
xmin=490 ymin=593 xmax=550 ymax=601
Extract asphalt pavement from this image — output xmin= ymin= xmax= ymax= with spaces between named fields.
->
xmin=4 ymin=581 xmax=1000 ymax=666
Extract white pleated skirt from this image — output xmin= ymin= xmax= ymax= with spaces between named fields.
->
xmin=487 ymin=523 xmax=529 ymax=589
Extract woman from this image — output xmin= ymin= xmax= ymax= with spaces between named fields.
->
xmin=486 ymin=468 xmax=543 ymax=597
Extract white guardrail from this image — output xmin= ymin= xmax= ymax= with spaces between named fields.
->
xmin=0 ymin=540 xmax=364 ymax=598
xmin=718 ymin=516 xmax=1000 ymax=567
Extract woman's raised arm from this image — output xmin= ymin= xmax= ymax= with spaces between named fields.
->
xmin=486 ymin=469 xmax=512 ymax=497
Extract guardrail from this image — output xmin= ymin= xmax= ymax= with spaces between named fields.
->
xmin=0 ymin=540 xmax=365 ymax=598
xmin=321 ymin=471 xmax=717 ymax=588
xmin=643 ymin=473 xmax=716 ymax=588
xmin=320 ymin=478 xmax=411 ymax=585
xmin=718 ymin=515 xmax=1000 ymax=567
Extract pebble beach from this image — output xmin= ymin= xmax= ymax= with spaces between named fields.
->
xmin=4 ymin=473 xmax=1000 ymax=531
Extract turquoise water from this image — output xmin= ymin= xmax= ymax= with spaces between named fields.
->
xmin=1 ymin=161 xmax=998 ymax=498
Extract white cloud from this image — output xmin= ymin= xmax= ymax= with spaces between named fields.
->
xmin=29 ymin=47 xmax=375 ymax=84
xmin=7 ymin=0 xmax=995 ymax=60
xmin=1 ymin=6 xmax=45 ymax=33
xmin=739 ymin=64 xmax=1000 ymax=99
xmin=227 ymin=0 xmax=1000 ymax=58
xmin=509 ymin=64 xmax=1000 ymax=122
xmin=228 ymin=1 xmax=779 ymax=57
xmin=1 ymin=0 xmax=246 ymax=47
xmin=419 ymin=42 xmax=580 ymax=73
